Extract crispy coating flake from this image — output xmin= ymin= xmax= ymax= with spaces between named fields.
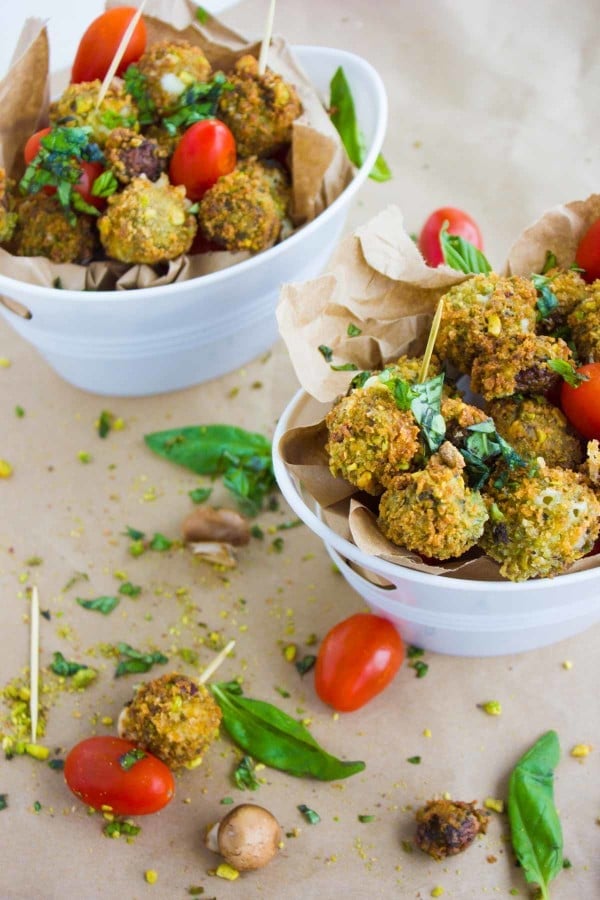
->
xmin=9 ymin=193 xmax=96 ymax=264
xmin=104 ymin=128 xmax=169 ymax=184
xmin=568 ymin=281 xmax=600 ymax=362
xmin=415 ymin=799 xmax=489 ymax=860
xmin=136 ymin=40 xmax=212 ymax=116
xmin=49 ymin=80 xmax=138 ymax=147
xmin=119 ymin=673 xmax=221 ymax=769
xmin=98 ymin=174 xmax=196 ymax=264
xmin=218 ymin=54 xmax=302 ymax=158
xmin=436 ymin=274 xmax=537 ymax=372
xmin=487 ymin=395 xmax=584 ymax=469
xmin=0 ymin=168 xmax=17 ymax=244
xmin=470 ymin=333 xmax=574 ymax=400
xmin=536 ymin=266 xmax=588 ymax=333
xmin=479 ymin=461 xmax=600 ymax=580
xmin=378 ymin=442 xmax=488 ymax=559
xmin=325 ymin=384 xmax=420 ymax=495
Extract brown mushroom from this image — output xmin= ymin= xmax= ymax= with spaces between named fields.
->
xmin=205 ymin=803 xmax=281 ymax=871
xmin=182 ymin=507 xmax=250 ymax=546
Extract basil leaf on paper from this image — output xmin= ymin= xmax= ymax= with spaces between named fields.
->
xmin=210 ymin=682 xmax=365 ymax=781
xmin=508 ymin=730 xmax=564 ymax=900
xmin=329 ymin=66 xmax=391 ymax=182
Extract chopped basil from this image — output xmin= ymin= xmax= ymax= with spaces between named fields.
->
xmin=48 ymin=759 xmax=64 ymax=771
xmin=250 ymin=525 xmax=264 ymax=540
xmin=220 ymin=796 xmax=234 ymax=805
xmin=103 ymin=819 xmax=141 ymax=838
xmin=275 ymin=686 xmax=291 ymax=698
xmin=91 ymin=170 xmax=118 ymax=199
xmin=547 ymin=358 xmax=589 ymax=388
xmin=118 ymin=581 xmax=142 ymax=597
xmin=460 ymin=419 xmax=528 ymax=490
xmin=407 ymin=755 xmax=422 ymax=764
xmin=233 ymin=755 xmax=260 ymax=790
xmin=298 ymin=804 xmax=321 ymax=824
xmin=271 ymin=537 xmax=284 ymax=553
xmin=410 ymin=660 xmax=429 ymax=678
xmin=330 ymin=362 xmax=359 ymax=372
xmin=50 ymin=651 xmax=88 ymax=677
xmin=14 ymin=406 xmax=25 ymax=418
xmin=149 ymin=533 xmax=173 ymax=551
xmin=318 ymin=344 xmax=334 ymax=362
xmin=440 ymin=225 xmax=492 ymax=274
xmin=189 ymin=487 xmax=212 ymax=504
xmin=123 ymin=66 xmax=156 ymax=126
xmin=196 ymin=6 xmax=210 ymax=24
xmin=349 ymin=370 xmax=371 ymax=390
xmin=63 ymin=571 xmax=89 ymax=592
xmin=97 ymin=410 xmax=113 ymax=438
xmin=541 ymin=250 xmax=558 ymax=274
xmin=0 ymin=795 xmax=7 ymax=811
xmin=409 ymin=373 xmax=446 ymax=452
xmin=76 ymin=595 xmax=120 ymax=615
xmin=407 ymin=645 xmax=425 ymax=659
xmin=295 ymin=655 xmax=317 ymax=677
xmin=276 ymin=519 xmax=302 ymax=531
xmin=162 ymin=74 xmax=231 ymax=135
xmin=358 ymin=814 xmax=375 ymax=823
xmin=119 ymin=748 xmax=146 ymax=770
xmin=347 ymin=323 xmax=362 ymax=337
xmin=114 ymin=643 xmax=168 ymax=678
xmin=124 ymin=526 xmax=145 ymax=541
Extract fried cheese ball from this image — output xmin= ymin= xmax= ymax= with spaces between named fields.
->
xmin=118 ymin=673 xmax=221 ymax=769
xmin=49 ymin=80 xmax=138 ymax=147
xmin=136 ymin=40 xmax=212 ymax=116
xmin=104 ymin=128 xmax=169 ymax=184
xmin=98 ymin=174 xmax=197 ymax=264
xmin=479 ymin=461 xmax=600 ymax=580
xmin=325 ymin=384 xmax=420 ymax=495
xmin=568 ymin=281 xmax=600 ymax=362
xmin=197 ymin=163 xmax=282 ymax=252
xmin=436 ymin=274 xmax=538 ymax=372
xmin=415 ymin=799 xmax=489 ymax=860
xmin=378 ymin=442 xmax=489 ymax=559
xmin=470 ymin=333 xmax=574 ymax=400
xmin=487 ymin=395 xmax=584 ymax=469
xmin=218 ymin=54 xmax=302 ymax=158
xmin=9 ymin=194 xmax=96 ymax=264
xmin=536 ymin=266 xmax=588 ymax=333
xmin=0 ymin=168 xmax=17 ymax=244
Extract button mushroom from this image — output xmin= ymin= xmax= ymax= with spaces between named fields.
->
xmin=205 ymin=803 xmax=281 ymax=871
xmin=182 ymin=507 xmax=250 ymax=568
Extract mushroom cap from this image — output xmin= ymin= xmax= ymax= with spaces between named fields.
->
xmin=217 ymin=803 xmax=281 ymax=871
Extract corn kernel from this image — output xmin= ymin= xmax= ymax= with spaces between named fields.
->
xmin=570 ymin=743 xmax=592 ymax=758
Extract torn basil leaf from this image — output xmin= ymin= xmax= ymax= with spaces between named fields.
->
xmin=440 ymin=226 xmax=492 ymax=274
xmin=329 ymin=66 xmax=392 ymax=182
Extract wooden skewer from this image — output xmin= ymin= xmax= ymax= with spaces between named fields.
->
xmin=198 ymin=639 xmax=236 ymax=685
xmin=95 ymin=0 xmax=147 ymax=109
xmin=418 ymin=298 xmax=444 ymax=384
xmin=258 ymin=0 xmax=277 ymax=75
xmin=29 ymin=586 xmax=40 ymax=744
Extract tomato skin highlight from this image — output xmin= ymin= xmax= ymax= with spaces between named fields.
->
xmin=71 ymin=7 xmax=147 ymax=83
xmin=418 ymin=207 xmax=484 ymax=267
xmin=560 ymin=362 xmax=600 ymax=440
xmin=575 ymin=219 xmax=600 ymax=284
xmin=169 ymin=120 xmax=237 ymax=201
xmin=64 ymin=736 xmax=175 ymax=815
xmin=314 ymin=613 xmax=404 ymax=712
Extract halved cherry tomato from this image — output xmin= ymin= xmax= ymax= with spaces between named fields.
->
xmin=418 ymin=207 xmax=484 ymax=267
xmin=64 ymin=736 xmax=175 ymax=815
xmin=169 ymin=120 xmax=237 ymax=201
xmin=575 ymin=219 xmax=600 ymax=284
xmin=560 ymin=362 xmax=600 ymax=440
xmin=71 ymin=7 xmax=147 ymax=84
xmin=23 ymin=128 xmax=106 ymax=211
xmin=314 ymin=613 xmax=404 ymax=712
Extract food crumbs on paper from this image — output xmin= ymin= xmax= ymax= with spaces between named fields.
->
xmin=144 ymin=870 xmax=158 ymax=884
xmin=484 ymin=797 xmax=504 ymax=814
xmin=0 ymin=357 xmax=11 ymax=368
xmin=570 ymin=743 xmax=592 ymax=758
xmin=77 ymin=451 xmax=92 ymax=464
xmin=562 ymin=660 xmax=573 ymax=670
xmin=479 ymin=700 xmax=502 ymax=716
xmin=431 ymin=887 xmax=444 ymax=897
xmin=213 ymin=863 xmax=239 ymax=880
xmin=0 ymin=459 xmax=13 ymax=478
xmin=423 ymin=728 xmax=432 ymax=738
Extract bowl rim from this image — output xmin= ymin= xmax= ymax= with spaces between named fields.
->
xmin=0 ymin=45 xmax=388 ymax=304
xmin=273 ymin=388 xmax=600 ymax=593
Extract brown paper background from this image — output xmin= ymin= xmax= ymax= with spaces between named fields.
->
xmin=1 ymin=2 xmax=599 ymax=899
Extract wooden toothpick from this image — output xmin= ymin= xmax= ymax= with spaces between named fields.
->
xmin=418 ymin=298 xmax=444 ymax=384
xmin=29 ymin=586 xmax=40 ymax=744
xmin=95 ymin=0 xmax=147 ymax=109
xmin=198 ymin=639 xmax=236 ymax=685
xmin=258 ymin=0 xmax=277 ymax=75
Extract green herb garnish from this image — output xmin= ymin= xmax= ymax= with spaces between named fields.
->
xmin=298 ymin=804 xmax=321 ymax=824
xmin=162 ymin=74 xmax=231 ymax=135
xmin=358 ymin=814 xmax=375 ymax=823
xmin=508 ymin=731 xmax=564 ymax=900
xmin=440 ymin=225 xmax=492 ymax=274
xmin=123 ymin=65 xmax=157 ymax=126
xmin=196 ymin=6 xmax=210 ymax=24
xmin=124 ymin=525 xmax=145 ymax=541
xmin=189 ymin=487 xmax=212 ymax=504
xmin=63 ymin=571 xmax=89 ymax=592
xmin=547 ymin=359 xmax=589 ymax=388
xmin=541 ymin=251 xmax=558 ymax=274
xmin=347 ymin=323 xmax=362 ymax=337
xmin=410 ymin=661 xmax=429 ymax=678
xmin=271 ymin=537 xmax=284 ymax=553
xmin=114 ymin=643 xmax=169 ymax=678
xmin=318 ymin=344 xmax=334 ymax=362
xmin=329 ymin=66 xmax=391 ymax=182
xmin=48 ymin=759 xmax=64 ymax=771
xmin=0 ymin=795 xmax=7 ymax=811
xmin=118 ymin=581 xmax=142 ymax=597
xmin=103 ymin=819 xmax=142 ymax=838
xmin=119 ymin=748 xmax=146 ymax=770
xmin=15 ymin=406 xmax=25 ymax=418
xmin=407 ymin=755 xmax=422 ymax=764
xmin=460 ymin=419 xmax=528 ymax=490
xmin=330 ymin=362 xmax=359 ymax=372
xmin=407 ymin=645 xmax=425 ymax=658
xmin=233 ymin=755 xmax=260 ymax=790
xmin=49 ymin=651 xmax=88 ymax=677
xmin=295 ymin=654 xmax=317 ymax=676
xmin=149 ymin=533 xmax=173 ymax=552
xmin=91 ymin=170 xmax=118 ymax=199
xmin=97 ymin=410 xmax=114 ymax=438
xmin=76 ymin=595 xmax=120 ymax=615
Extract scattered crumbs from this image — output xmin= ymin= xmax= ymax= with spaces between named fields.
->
xmin=486 ymin=855 xmax=498 ymax=864
xmin=479 ymin=700 xmax=502 ymax=716
xmin=0 ymin=357 xmax=11 ymax=368
xmin=283 ymin=644 xmax=297 ymax=663
xmin=33 ymin=801 xmax=42 ymax=812
xmin=423 ymin=728 xmax=432 ymax=738
xmin=0 ymin=795 xmax=7 ymax=811
xmin=358 ymin=814 xmax=375 ymax=823
xmin=298 ymin=804 xmax=320 ymax=825
xmin=187 ymin=887 xmax=205 ymax=896
xmin=410 ymin=660 xmax=429 ymax=678
xmin=227 ymin=387 xmax=240 ymax=399
xmin=48 ymin=759 xmax=65 ymax=771
xmin=275 ymin=686 xmax=290 ymax=698
xmin=77 ymin=451 xmax=92 ymax=464
xmin=144 ymin=870 xmax=158 ymax=884
xmin=15 ymin=405 xmax=25 ymax=418
xmin=401 ymin=840 xmax=413 ymax=853
xmin=562 ymin=660 xmax=573 ymax=670
xmin=25 ymin=556 xmax=43 ymax=566
xmin=251 ymin=381 xmax=263 ymax=389
xmin=0 ymin=459 xmax=13 ymax=478
xmin=484 ymin=797 xmax=504 ymax=814
xmin=407 ymin=756 xmax=421 ymax=765
xmin=570 ymin=743 xmax=592 ymax=758
xmin=212 ymin=863 xmax=239 ymax=881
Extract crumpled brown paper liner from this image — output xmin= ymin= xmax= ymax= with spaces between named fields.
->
xmin=277 ymin=195 xmax=600 ymax=581
xmin=0 ymin=0 xmax=353 ymax=291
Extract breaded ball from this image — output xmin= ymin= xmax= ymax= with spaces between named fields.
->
xmin=218 ymin=54 xmax=302 ymax=158
xmin=118 ymin=672 xmax=221 ymax=769
xmin=49 ymin=80 xmax=138 ymax=147
xmin=535 ymin=266 xmax=588 ymax=333
xmin=238 ymin=158 xmax=292 ymax=234
xmin=415 ymin=799 xmax=489 ymax=860
xmin=136 ymin=40 xmax=212 ymax=116
xmin=325 ymin=384 xmax=421 ymax=495
xmin=104 ymin=128 xmax=169 ymax=184
xmin=197 ymin=164 xmax=281 ymax=252
xmin=436 ymin=274 xmax=537 ymax=372
xmin=487 ymin=395 xmax=584 ymax=469
xmin=470 ymin=333 xmax=574 ymax=400
xmin=568 ymin=281 xmax=600 ymax=362
xmin=378 ymin=442 xmax=489 ymax=559
xmin=9 ymin=194 xmax=96 ymax=264
xmin=98 ymin=174 xmax=197 ymax=264
xmin=479 ymin=461 xmax=600 ymax=580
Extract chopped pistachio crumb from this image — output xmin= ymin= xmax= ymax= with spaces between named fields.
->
xmin=401 ymin=840 xmax=413 ymax=853
xmin=570 ymin=743 xmax=592 ymax=758
xmin=15 ymin=406 xmax=25 ymax=418
xmin=77 ymin=451 xmax=92 ymax=464
xmin=431 ymin=889 xmax=444 ymax=898
xmin=0 ymin=459 xmax=13 ymax=478
xmin=144 ymin=870 xmax=158 ymax=884
xmin=358 ymin=814 xmax=375 ymax=823
xmin=214 ymin=863 xmax=239 ymax=881
xmin=562 ymin=660 xmax=573 ymax=670
xmin=283 ymin=644 xmax=297 ymax=662
xmin=480 ymin=700 xmax=502 ymax=716
xmin=0 ymin=357 xmax=11 ymax=368
xmin=423 ymin=728 xmax=432 ymax=738
xmin=484 ymin=797 xmax=504 ymax=814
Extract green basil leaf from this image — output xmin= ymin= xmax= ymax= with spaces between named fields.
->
xmin=210 ymin=682 xmax=365 ymax=781
xmin=92 ymin=170 xmax=118 ymax=198
xmin=318 ymin=345 xmax=334 ymax=362
xmin=118 ymin=581 xmax=142 ymax=597
xmin=298 ymin=804 xmax=321 ymax=824
xmin=541 ymin=250 xmax=558 ymax=274
xmin=369 ymin=152 xmax=392 ymax=182
xmin=547 ymin=358 xmax=589 ymax=388
xmin=440 ymin=225 xmax=492 ymax=274
xmin=123 ymin=65 xmax=157 ymax=126
xmin=347 ymin=323 xmax=362 ymax=337
xmin=162 ymin=74 xmax=230 ymax=135
xmin=144 ymin=425 xmax=271 ymax=476
xmin=330 ymin=362 xmax=359 ymax=372
xmin=114 ymin=643 xmax=168 ymax=678
xmin=508 ymin=731 xmax=564 ymax=899
xmin=76 ymin=596 xmax=120 ymax=615
xmin=329 ymin=66 xmax=366 ymax=167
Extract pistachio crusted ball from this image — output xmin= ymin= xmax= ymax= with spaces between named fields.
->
xmin=136 ymin=40 xmax=212 ymax=116
xmin=415 ymin=799 xmax=489 ymax=860
xmin=470 ymin=333 xmax=574 ymax=400
xmin=9 ymin=194 xmax=96 ymax=264
xmin=49 ymin=80 xmax=139 ymax=147
xmin=487 ymin=395 xmax=584 ymax=469
xmin=568 ymin=281 xmax=600 ymax=363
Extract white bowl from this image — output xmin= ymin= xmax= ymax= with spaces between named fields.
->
xmin=273 ymin=389 xmax=600 ymax=657
xmin=0 ymin=46 xmax=387 ymax=396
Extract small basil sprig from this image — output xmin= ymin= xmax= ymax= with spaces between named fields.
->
xmin=162 ymin=74 xmax=231 ymax=135
xmin=114 ymin=643 xmax=168 ymax=678
xmin=329 ymin=66 xmax=391 ymax=183
xmin=440 ymin=224 xmax=492 ymax=274
xmin=123 ymin=65 xmax=157 ymax=125
xmin=210 ymin=682 xmax=365 ymax=781
xmin=379 ymin=370 xmax=446 ymax=453
xmin=460 ymin=419 xmax=528 ymax=490
xmin=508 ymin=731 xmax=564 ymax=900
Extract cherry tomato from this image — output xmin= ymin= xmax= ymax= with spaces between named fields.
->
xmin=64 ymin=736 xmax=175 ymax=815
xmin=575 ymin=219 xmax=600 ymax=284
xmin=418 ymin=207 xmax=484 ymax=267
xmin=169 ymin=120 xmax=237 ymax=201
xmin=560 ymin=362 xmax=600 ymax=440
xmin=314 ymin=613 xmax=404 ymax=712
xmin=71 ymin=7 xmax=147 ymax=84
xmin=23 ymin=129 xmax=106 ymax=210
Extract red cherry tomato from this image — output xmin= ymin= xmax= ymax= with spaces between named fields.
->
xmin=418 ymin=207 xmax=484 ymax=267
xmin=169 ymin=120 xmax=237 ymax=201
xmin=560 ymin=362 xmax=600 ymax=440
xmin=314 ymin=613 xmax=404 ymax=712
xmin=64 ymin=736 xmax=175 ymax=815
xmin=23 ymin=129 xmax=106 ymax=210
xmin=575 ymin=219 xmax=600 ymax=284
xmin=71 ymin=7 xmax=147 ymax=83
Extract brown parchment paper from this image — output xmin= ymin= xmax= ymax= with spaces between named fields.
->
xmin=277 ymin=195 xmax=600 ymax=582
xmin=0 ymin=0 xmax=353 ymax=291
